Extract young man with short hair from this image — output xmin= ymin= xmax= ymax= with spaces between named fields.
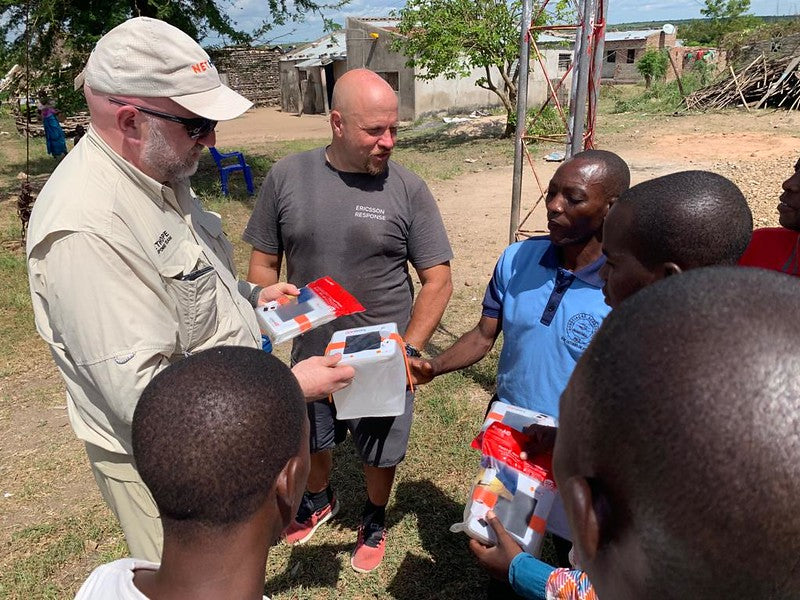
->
xmin=740 ymin=154 xmax=800 ymax=276
xmin=75 ymin=346 xmax=310 ymax=599
xmin=471 ymin=169 xmax=754 ymax=599
xmin=600 ymin=170 xmax=753 ymax=308
xmin=556 ymin=266 xmax=800 ymax=599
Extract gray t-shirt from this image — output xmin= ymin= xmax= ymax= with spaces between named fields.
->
xmin=243 ymin=147 xmax=453 ymax=363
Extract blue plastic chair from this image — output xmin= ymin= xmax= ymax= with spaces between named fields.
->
xmin=209 ymin=147 xmax=255 ymax=196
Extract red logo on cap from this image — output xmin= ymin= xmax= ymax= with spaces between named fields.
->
xmin=191 ymin=60 xmax=213 ymax=74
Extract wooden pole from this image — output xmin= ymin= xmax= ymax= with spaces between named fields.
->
xmin=729 ymin=65 xmax=751 ymax=112
xmin=668 ymin=50 xmax=686 ymax=99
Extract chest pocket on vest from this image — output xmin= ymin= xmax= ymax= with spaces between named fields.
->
xmin=160 ymin=240 xmax=219 ymax=351
xmin=195 ymin=210 xmax=236 ymax=275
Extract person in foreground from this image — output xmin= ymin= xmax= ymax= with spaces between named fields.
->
xmin=75 ymin=346 xmax=310 ymax=600
xmin=26 ymin=17 xmax=352 ymax=562
xmin=244 ymin=68 xmax=453 ymax=572
xmin=555 ymin=266 xmax=800 ymax=599
xmin=470 ymin=170 xmax=754 ymax=599
xmin=739 ymin=154 xmax=800 ymax=276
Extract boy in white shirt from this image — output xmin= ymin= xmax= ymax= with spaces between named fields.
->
xmin=75 ymin=346 xmax=310 ymax=599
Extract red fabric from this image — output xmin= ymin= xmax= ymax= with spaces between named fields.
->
xmin=739 ymin=228 xmax=800 ymax=277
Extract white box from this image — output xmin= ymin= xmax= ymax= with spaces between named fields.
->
xmin=325 ymin=323 xmax=408 ymax=420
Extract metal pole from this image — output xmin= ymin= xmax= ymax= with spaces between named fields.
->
xmin=566 ymin=0 xmax=595 ymax=158
xmin=587 ymin=0 xmax=608 ymax=148
xmin=509 ymin=0 xmax=533 ymax=244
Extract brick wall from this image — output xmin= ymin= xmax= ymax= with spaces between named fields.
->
xmin=208 ymin=47 xmax=283 ymax=107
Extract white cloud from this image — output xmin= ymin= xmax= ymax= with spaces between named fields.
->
xmin=205 ymin=0 xmax=800 ymax=46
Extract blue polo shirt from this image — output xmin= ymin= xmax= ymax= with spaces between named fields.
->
xmin=482 ymin=236 xmax=610 ymax=417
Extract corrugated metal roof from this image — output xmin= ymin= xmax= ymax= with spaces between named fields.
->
xmin=282 ymin=32 xmax=346 ymax=62
xmin=351 ymin=17 xmax=401 ymax=30
xmin=537 ymin=33 xmax=573 ymax=45
xmin=604 ymin=29 xmax=662 ymax=42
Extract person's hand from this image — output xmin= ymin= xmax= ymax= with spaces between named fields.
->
xmin=469 ymin=510 xmax=524 ymax=581
xmin=257 ymin=283 xmax=300 ymax=305
xmin=407 ymin=357 xmax=436 ymax=385
xmin=292 ymin=354 xmax=355 ymax=401
xmin=520 ymin=423 xmax=558 ymax=460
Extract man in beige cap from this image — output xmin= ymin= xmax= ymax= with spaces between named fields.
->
xmin=26 ymin=16 xmax=353 ymax=562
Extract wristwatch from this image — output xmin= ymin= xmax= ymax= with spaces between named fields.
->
xmin=405 ymin=342 xmax=422 ymax=358
xmin=248 ymin=285 xmax=263 ymax=308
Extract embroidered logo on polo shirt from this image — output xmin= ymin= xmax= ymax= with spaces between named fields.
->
xmin=562 ymin=312 xmax=600 ymax=351
xmin=154 ymin=230 xmax=173 ymax=254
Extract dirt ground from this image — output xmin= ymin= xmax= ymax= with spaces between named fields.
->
xmin=218 ymin=107 xmax=799 ymax=284
xmin=1 ymin=105 xmax=798 ymax=595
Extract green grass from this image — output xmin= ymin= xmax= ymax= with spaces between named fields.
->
xmin=0 ymin=509 xmax=127 ymax=600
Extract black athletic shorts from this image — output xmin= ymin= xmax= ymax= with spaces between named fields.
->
xmin=306 ymin=390 xmax=414 ymax=468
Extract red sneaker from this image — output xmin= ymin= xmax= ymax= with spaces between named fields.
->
xmin=283 ymin=493 xmax=339 ymax=545
xmin=350 ymin=521 xmax=387 ymax=573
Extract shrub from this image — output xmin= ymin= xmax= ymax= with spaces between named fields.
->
xmin=637 ymin=50 xmax=669 ymax=88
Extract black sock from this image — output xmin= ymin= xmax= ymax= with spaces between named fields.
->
xmin=308 ymin=486 xmax=334 ymax=512
xmin=362 ymin=499 xmax=386 ymax=527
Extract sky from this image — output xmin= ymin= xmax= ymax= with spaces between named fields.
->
xmin=204 ymin=0 xmax=800 ymax=46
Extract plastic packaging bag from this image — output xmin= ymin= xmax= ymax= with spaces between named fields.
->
xmin=451 ymin=402 xmax=558 ymax=557
xmin=255 ymin=276 xmax=364 ymax=346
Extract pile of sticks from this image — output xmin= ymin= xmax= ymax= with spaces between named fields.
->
xmin=686 ymin=54 xmax=800 ymax=111
xmin=13 ymin=111 xmax=90 ymax=138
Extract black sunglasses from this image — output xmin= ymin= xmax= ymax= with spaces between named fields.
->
xmin=108 ymin=98 xmax=217 ymax=139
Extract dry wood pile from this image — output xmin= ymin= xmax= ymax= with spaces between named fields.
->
xmin=14 ymin=111 xmax=90 ymax=138
xmin=686 ymin=54 xmax=800 ymax=111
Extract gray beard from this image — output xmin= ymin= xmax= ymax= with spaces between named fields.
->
xmin=141 ymin=118 xmax=200 ymax=182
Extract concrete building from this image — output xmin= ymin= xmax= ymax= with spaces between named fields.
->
xmin=279 ymin=32 xmax=347 ymax=114
xmin=344 ymin=17 xmax=573 ymax=121
xmin=602 ymin=29 xmax=678 ymax=83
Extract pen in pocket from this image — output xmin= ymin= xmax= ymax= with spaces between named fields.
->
xmin=178 ymin=265 xmax=214 ymax=281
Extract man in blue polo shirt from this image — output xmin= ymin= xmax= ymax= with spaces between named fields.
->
xmin=409 ymin=149 xmax=629 ymax=598
xmin=409 ymin=149 xmax=630 ymax=417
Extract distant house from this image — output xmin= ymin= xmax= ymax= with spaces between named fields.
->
xmin=602 ymin=29 xmax=678 ymax=83
xmin=533 ymin=33 xmax=576 ymax=108
xmin=345 ymin=17 xmax=572 ymax=120
xmin=279 ymin=32 xmax=347 ymax=114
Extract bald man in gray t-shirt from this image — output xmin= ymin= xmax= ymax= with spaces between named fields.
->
xmin=243 ymin=68 xmax=452 ymax=573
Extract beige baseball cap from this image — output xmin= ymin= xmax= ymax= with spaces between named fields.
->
xmin=74 ymin=17 xmax=252 ymax=121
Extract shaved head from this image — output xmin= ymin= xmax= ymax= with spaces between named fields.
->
xmin=328 ymin=68 xmax=398 ymax=175
xmin=570 ymin=149 xmax=631 ymax=201
xmin=555 ymin=267 xmax=800 ymax=599
xmin=331 ymin=68 xmax=396 ymax=116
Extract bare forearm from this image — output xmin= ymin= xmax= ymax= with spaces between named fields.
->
xmin=404 ymin=278 xmax=453 ymax=349
xmin=428 ymin=324 xmax=496 ymax=377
